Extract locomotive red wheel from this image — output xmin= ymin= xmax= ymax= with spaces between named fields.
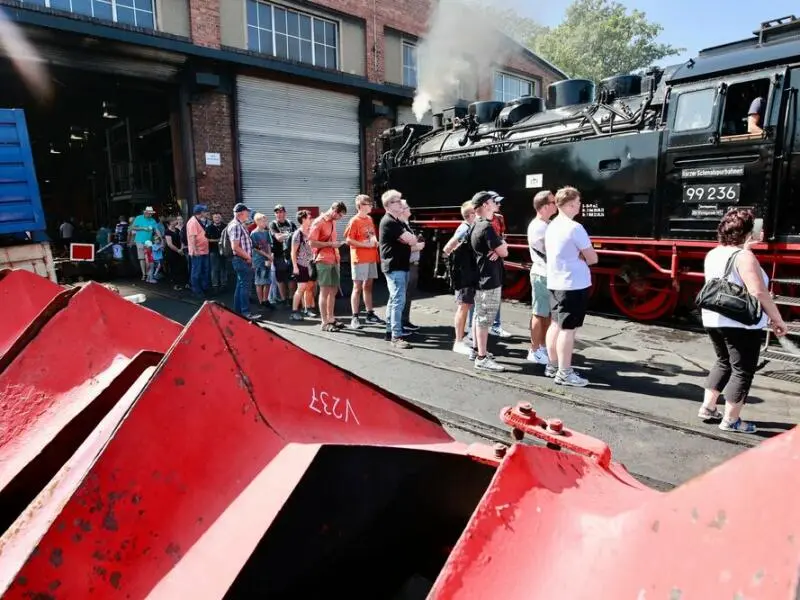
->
xmin=503 ymin=269 xmax=530 ymax=300
xmin=609 ymin=266 xmax=678 ymax=322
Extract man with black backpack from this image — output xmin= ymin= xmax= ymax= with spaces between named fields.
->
xmin=443 ymin=200 xmax=478 ymax=355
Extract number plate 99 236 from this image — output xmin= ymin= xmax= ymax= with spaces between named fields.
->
xmin=682 ymin=183 xmax=741 ymax=203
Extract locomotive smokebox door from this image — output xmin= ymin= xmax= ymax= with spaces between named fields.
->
xmin=661 ymin=66 xmax=785 ymax=241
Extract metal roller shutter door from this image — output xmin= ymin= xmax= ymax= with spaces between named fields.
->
xmin=397 ymin=105 xmax=432 ymax=126
xmin=236 ymin=76 xmax=360 ymax=238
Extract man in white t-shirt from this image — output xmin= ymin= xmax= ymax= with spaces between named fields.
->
xmin=544 ymin=186 xmax=598 ymax=387
xmin=526 ymin=190 xmax=557 ymax=365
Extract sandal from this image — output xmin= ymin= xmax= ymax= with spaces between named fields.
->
xmin=719 ymin=418 xmax=758 ymax=434
xmin=697 ymin=406 xmax=723 ymax=421
xmin=321 ymin=323 xmax=338 ymax=332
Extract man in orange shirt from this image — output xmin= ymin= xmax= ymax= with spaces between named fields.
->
xmin=344 ymin=194 xmax=382 ymax=329
xmin=309 ymin=201 xmax=348 ymax=331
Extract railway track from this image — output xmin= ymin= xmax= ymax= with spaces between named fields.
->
xmin=138 ymin=285 xmax=781 ymax=490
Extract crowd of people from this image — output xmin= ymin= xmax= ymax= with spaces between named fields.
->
xmin=110 ymin=186 xmax=786 ymax=437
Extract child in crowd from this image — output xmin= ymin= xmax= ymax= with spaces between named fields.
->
xmin=150 ymin=233 xmax=164 ymax=282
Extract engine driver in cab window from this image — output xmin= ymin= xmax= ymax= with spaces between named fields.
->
xmin=719 ymin=80 xmax=769 ymax=137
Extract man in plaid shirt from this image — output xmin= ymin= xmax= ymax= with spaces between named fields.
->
xmin=227 ymin=203 xmax=260 ymax=320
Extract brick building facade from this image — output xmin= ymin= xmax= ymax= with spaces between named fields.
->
xmin=3 ymin=0 xmax=566 ymax=221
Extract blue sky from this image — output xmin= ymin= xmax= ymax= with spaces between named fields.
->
xmin=512 ymin=0 xmax=798 ymax=65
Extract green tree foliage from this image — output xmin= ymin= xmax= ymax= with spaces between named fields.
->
xmin=535 ymin=0 xmax=683 ymax=81
xmin=468 ymin=0 xmax=684 ymax=83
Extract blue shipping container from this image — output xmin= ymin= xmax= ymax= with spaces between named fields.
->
xmin=0 ymin=108 xmax=46 ymax=237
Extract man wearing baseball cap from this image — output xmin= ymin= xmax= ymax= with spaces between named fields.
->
xmin=226 ymin=203 xmax=260 ymax=320
xmin=468 ymin=191 xmax=508 ymax=372
xmin=269 ymin=203 xmax=298 ymax=305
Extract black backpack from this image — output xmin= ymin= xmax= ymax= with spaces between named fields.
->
xmin=219 ymin=222 xmax=234 ymax=257
xmin=447 ymin=225 xmax=479 ymax=290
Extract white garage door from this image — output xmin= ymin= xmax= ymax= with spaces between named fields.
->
xmin=396 ymin=105 xmax=432 ymax=127
xmin=236 ymin=76 xmax=361 ymax=237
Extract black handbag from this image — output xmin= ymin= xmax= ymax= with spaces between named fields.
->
xmin=695 ymin=249 xmax=763 ymax=325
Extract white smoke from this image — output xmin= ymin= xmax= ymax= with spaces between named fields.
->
xmin=412 ymin=0 xmax=514 ymax=121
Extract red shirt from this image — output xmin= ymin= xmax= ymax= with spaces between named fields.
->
xmin=492 ymin=213 xmax=506 ymax=237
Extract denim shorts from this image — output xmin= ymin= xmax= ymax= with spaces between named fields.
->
xmin=254 ymin=266 xmax=271 ymax=286
xmin=530 ymin=273 xmax=550 ymax=317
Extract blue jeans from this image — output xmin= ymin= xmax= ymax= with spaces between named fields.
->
xmin=190 ymin=254 xmax=210 ymax=295
xmin=467 ymin=303 xmax=501 ymax=330
xmin=385 ymin=270 xmax=409 ymax=339
xmin=232 ymin=257 xmax=254 ymax=315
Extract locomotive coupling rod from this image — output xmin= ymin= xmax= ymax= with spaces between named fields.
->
xmin=500 ymin=402 xmax=612 ymax=467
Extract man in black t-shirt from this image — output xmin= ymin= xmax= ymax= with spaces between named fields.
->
xmin=469 ymin=191 xmax=508 ymax=372
xmin=269 ymin=204 xmax=298 ymax=303
xmin=379 ymin=189 xmax=424 ymax=348
xmin=205 ymin=212 xmax=228 ymax=290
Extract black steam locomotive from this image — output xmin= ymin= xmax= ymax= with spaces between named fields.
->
xmin=373 ymin=15 xmax=800 ymax=328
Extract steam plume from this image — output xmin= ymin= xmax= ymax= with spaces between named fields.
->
xmin=412 ymin=0 xmax=513 ymax=121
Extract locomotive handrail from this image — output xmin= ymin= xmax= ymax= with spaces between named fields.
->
xmin=505 ymin=243 xmax=673 ymax=277
xmin=771 ymin=85 xmax=797 ymax=240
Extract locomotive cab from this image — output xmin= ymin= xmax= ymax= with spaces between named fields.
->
xmin=660 ymin=17 xmax=800 ymax=242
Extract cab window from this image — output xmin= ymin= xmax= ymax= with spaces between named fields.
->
xmin=674 ymin=88 xmax=716 ymax=131
xmin=721 ymin=78 xmax=770 ymax=136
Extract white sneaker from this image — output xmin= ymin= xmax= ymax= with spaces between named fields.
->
xmin=349 ymin=316 xmax=361 ymax=330
xmin=527 ymin=347 xmax=549 ymax=365
xmin=554 ymin=369 xmax=589 ymax=387
xmin=452 ymin=340 xmax=472 ymax=356
xmin=490 ymin=326 xmax=512 ymax=338
xmin=475 ymin=356 xmax=505 ymax=372
xmin=544 ymin=364 xmax=557 ymax=378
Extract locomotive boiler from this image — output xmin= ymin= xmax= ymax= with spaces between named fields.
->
xmin=373 ymin=15 xmax=800 ymax=341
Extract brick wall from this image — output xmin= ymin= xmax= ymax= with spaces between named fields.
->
xmin=182 ymin=0 xmax=562 ymax=205
xmin=364 ymin=115 xmax=393 ymax=197
xmin=189 ymin=0 xmax=221 ymax=48
xmin=311 ymin=0 xmax=431 ymax=82
xmin=190 ymin=92 xmax=237 ymax=214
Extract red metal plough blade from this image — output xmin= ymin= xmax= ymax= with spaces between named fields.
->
xmin=430 ymin=422 xmax=800 ymax=600
xmin=1 ymin=302 xmax=486 ymax=599
xmin=0 ymin=282 xmax=181 ymax=539
xmin=0 ymin=268 xmax=72 ymax=370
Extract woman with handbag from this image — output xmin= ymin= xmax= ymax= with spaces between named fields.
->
xmin=696 ymin=208 xmax=787 ymax=433
xmin=289 ymin=210 xmax=317 ymax=321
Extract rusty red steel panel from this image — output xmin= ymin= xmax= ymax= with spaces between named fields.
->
xmin=0 ymin=366 xmax=158 ymax=594
xmin=0 ymin=282 xmax=181 ymax=527
xmin=2 ymin=302 xmax=467 ymax=599
xmin=429 ymin=425 xmax=800 ymax=600
xmin=0 ymin=268 xmax=73 ymax=371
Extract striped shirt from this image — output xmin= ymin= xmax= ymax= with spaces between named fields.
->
xmin=227 ymin=219 xmax=252 ymax=257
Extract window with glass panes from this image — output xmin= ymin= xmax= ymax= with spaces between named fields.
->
xmin=402 ymin=41 xmax=417 ymax=88
xmin=246 ymin=0 xmax=338 ymax=69
xmin=21 ymin=0 xmax=155 ymax=29
xmin=493 ymin=72 xmax=535 ymax=103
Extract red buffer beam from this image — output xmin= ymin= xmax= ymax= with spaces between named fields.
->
xmin=429 ymin=408 xmax=800 ymax=600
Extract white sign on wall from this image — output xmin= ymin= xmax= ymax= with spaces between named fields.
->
xmin=205 ymin=152 xmax=221 ymax=166
xmin=525 ymin=174 xmax=543 ymax=188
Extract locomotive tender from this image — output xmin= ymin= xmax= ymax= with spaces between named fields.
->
xmin=373 ymin=15 xmax=800 ymax=327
